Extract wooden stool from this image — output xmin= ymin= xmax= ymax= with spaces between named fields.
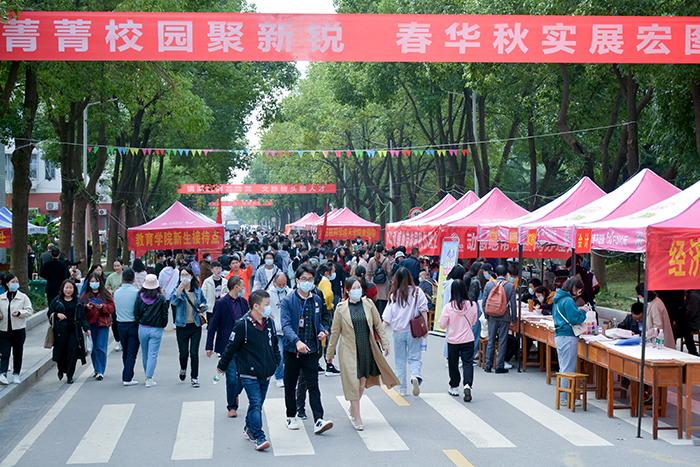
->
xmin=555 ymin=372 xmax=588 ymax=412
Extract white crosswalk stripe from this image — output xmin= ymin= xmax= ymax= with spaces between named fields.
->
xmin=495 ymin=392 xmax=612 ymax=447
xmin=263 ymin=398 xmax=315 ymax=456
xmin=422 ymin=393 xmax=516 ymax=448
xmin=67 ymin=404 xmax=134 ymax=464
xmin=171 ymin=401 xmax=215 ymax=460
xmin=336 ymin=396 xmax=409 ymax=452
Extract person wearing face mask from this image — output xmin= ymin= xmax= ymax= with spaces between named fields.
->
xmin=171 ymin=267 xmax=208 ymax=388
xmin=217 ymin=290 xmax=280 ymax=452
xmin=521 ymin=278 xmax=542 ymax=306
xmin=0 ymin=273 xmax=33 ymax=385
xmin=316 ymin=264 xmax=335 ymax=313
xmin=253 ymin=252 xmax=280 ymax=293
xmin=202 ymin=261 xmax=228 ymax=324
xmin=327 ymin=278 xmax=397 ymax=431
xmin=50 ymin=280 xmax=91 ymax=384
xmin=269 ymin=273 xmax=292 ymax=388
xmin=106 ymin=260 xmax=125 ymax=352
xmin=206 ymin=276 xmax=249 ymax=416
xmin=533 ymin=286 xmax=554 ymax=315
xmin=80 ymin=272 xmax=116 ymax=381
xmin=225 ymin=254 xmax=251 ymax=301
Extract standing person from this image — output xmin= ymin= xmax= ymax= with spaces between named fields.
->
xmin=171 ymin=267 xmax=207 ymax=388
xmin=482 ymin=265 xmax=516 ymax=374
xmin=636 ymin=284 xmax=675 ymax=348
xmin=216 ymin=290 xmax=280 ymax=452
xmin=401 ymin=247 xmax=421 ymax=285
xmin=154 ymin=252 xmax=166 ymax=277
xmin=552 ymin=278 xmax=587 ymax=406
xmin=81 ymin=272 xmax=115 ymax=381
xmin=106 ymin=260 xmax=125 ymax=352
xmin=132 ymin=259 xmax=147 ymax=290
xmin=316 ymin=264 xmax=335 ymax=315
xmin=383 ymin=267 xmax=429 ymax=397
xmin=79 ymin=264 xmax=104 ymax=296
xmin=135 ymin=274 xmax=169 ymax=387
xmin=114 ymin=268 xmax=139 ymax=386
xmin=327 ymin=278 xmax=399 ymax=431
xmin=439 ymin=280 xmax=478 ymax=402
xmin=0 ymin=273 xmax=33 ymax=385
xmin=368 ymin=246 xmax=391 ymax=317
xmin=253 ymin=252 xmax=280 ymax=293
xmin=158 ymin=258 xmax=179 ymax=300
xmin=269 ymin=272 xmax=292 ymax=388
xmin=280 ymin=265 xmax=333 ymax=434
xmin=245 ymin=244 xmax=261 ymax=287
xmin=225 ymin=254 xmax=252 ymax=301
xmin=202 ymin=261 xmax=228 ymax=324
xmin=206 ymin=276 xmax=249 ymax=417
xmin=40 ymin=248 xmax=69 ymax=305
xmin=50 ymin=280 xmax=90 ymax=384
xmin=325 ymin=251 xmax=345 ymax=307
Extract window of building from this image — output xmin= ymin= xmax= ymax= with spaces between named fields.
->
xmin=45 ymin=160 xmax=56 ymax=181
xmin=29 ymin=153 xmax=38 ymax=179
xmin=5 ymin=154 xmax=12 ymax=182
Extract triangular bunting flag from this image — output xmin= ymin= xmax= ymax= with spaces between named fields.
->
xmin=367 ymin=150 xmax=376 ymax=158
xmin=297 ymin=150 xmax=304 ymax=157
xmin=346 ymin=150 xmax=352 ymax=158
xmin=335 ymin=150 xmax=342 ymax=158
xmin=185 ymin=149 xmax=192 ymax=156
xmin=377 ymin=150 xmax=386 ymax=158
xmin=426 ymin=149 xmax=435 ymax=156
xmin=354 ymin=149 xmax=363 ymax=158
xmin=437 ymin=149 xmax=446 ymax=157
xmin=143 ymin=148 xmax=152 ymax=155
xmin=117 ymin=146 xmax=127 ymax=155
xmin=462 ymin=149 xmax=469 ymax=156
xmin=448 ymin=149 xmax=458 ymax=157
xmin=322 ymin=151 xmax=329 ymax=158
xmin=403 ymin=149 xmax=411 ymax=157
xmin=389 ymin=150 xmax=399 ymax=157
xmin=87 ymin=146 xmax=93 ymax=153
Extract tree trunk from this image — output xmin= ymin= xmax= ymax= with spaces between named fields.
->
xmin=692 ymin=80 xmax=700 ymax=160
xmin=527 ymin=112 xmax=538 ymax=210
xmin=10 ymin=65 xmax=39 ymax=289
xmin=558 ymin=64 xmax=594 ymax=179
xmin=624 ymin=73 xmax=641 ymax=176
xmin=590 ymin=251 xmax=607 ymax=292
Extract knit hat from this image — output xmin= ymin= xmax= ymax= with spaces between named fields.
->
xmin=143 ymin=274 xmax=159 ymax=290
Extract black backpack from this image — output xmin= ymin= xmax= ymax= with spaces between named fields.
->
xmin=373 ymin=259 xmax=387 ymax=284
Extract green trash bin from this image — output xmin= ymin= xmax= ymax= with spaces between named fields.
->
xmin=29 ymin=279 xmax=47 ymax=296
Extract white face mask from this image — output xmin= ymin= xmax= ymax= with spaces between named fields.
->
xmin=265 ymin=258 xmax=274 ymax=266
xmin=528 ymin=287 xmax=534 ymax=295
xmin=349 ymin=289 xmax=363 ymax=302
xmin=181 ymin=276 xmax=191 ymax=285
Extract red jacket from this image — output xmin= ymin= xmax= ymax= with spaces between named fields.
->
xmin=81 ymin=291 xmax=115 ymax=327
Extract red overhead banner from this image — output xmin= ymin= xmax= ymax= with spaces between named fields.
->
xmin=2 ymin=12 xmax=699 ymax=64
xmin=208 ymin=200 xmax=273 ymax=207
xmin=128 ymin=227 xmax=224 ymax=256
xmin=318 ymin=225 xmax=380 ymax=243
xmin=647 ymin=228 xmax=700 ymax=290
xmin=178 ymin=184 xmax=336 ymax=194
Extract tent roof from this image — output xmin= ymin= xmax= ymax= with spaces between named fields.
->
xmin=389 ymin=194 xmax=457 ymax=227
xmin=534 ymin=169 xmax=680 ymax=246
xmin=289 ymin=212 xmax=321 ymax=227
xmin=308 ymin=209 xmax=341 ymax=227
xmin=324 ymin=208 xmax=379 ymax=227
xmin=440 ymin=188 xmax=529 ymax=227
xmin=0 ymin=207 xmax=48 ymax=234
xmin=417 ymin=191 xmax=480 ymax=225
xmin=582 ymin=179 xmax=700 ymax=252
xmin=479 ymin=177 xmax=605 ymax=242
xmin=129 ymin=201 xmax=222 ymax=231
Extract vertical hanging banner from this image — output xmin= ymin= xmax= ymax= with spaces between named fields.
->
xmin=2 ymin=12 xmax=700 ymax=64
xmin=178 ymin=184 xmax=336 ymax=194
xmin=647 ymin=228 xmax=700 ymax=290
xmin=433 ymin=237 xmax=460 ymax=334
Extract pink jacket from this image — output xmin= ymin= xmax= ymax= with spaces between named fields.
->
xmin=439 ymin=300 xmax=478 ymax=344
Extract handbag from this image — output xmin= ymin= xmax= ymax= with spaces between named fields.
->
xmin=184 ymin=292 xmax=207 ymax=325
xmin=43 ymin=316 xmax=54 ymax=349
xmin=85 ymin=334 xmax=93 ymax=354
xmin=555 ymin=305 xmax=584 ymax=337
xmin=409 ymin=290 xmax=428 ymax=338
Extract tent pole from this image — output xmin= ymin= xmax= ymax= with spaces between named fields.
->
xmin=571 ymin=248 xmax=577 ymax=277
xmin=636 ymin=255 xmax=642 ymax=289
xmin=636 ymin=256 xmax=648 ymax=439
xmin=517 ymin=244 xmax=524 ymax=373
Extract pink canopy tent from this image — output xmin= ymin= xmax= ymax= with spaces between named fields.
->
xmin=306 ymin=209 xmax=340 ymax=229
xmin=127 ymin=201 xmax=224 ymax=255
xmin=389 ymin=194 xmax=457 ymax=229
xmin=437 ymin=187 xmax=529 ymax=258
xmin=316 ymin=208 xmax=381 ymax=242
xmin=532 ymin=169 xmax=680 ymax=248
xmin=284 ymin=212 xmax=321 ymax=235
xmin=384 ymin=191 xmax=479 ymax=250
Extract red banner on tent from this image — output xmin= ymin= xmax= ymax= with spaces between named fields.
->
xmin=178 ymin=184 xmax=336 ymax=194
xmin=0 ymin=229 xmax=10 ymax=248
xmin=127 ymin=228 xmax=224 ymax=255
xmin=647 ymin=229 xmax=700 ymax=290
xmin=208 ymin=200 xmax=273 ymax=207
xmin=2 ymin=12 xmax=700 ymax=64
xmin=318 ymin=226 xmax=380 ymax=243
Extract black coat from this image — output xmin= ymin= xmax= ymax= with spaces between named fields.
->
xmin=40 ymin=259 xmax=69 ymax=303
xmin=217 ymin=313 xmax=280 ymax=379
xmin=49 ymin=297 xmax=89 ymax=365
xmin=618 ymin=314 xmax=642 ymax=335
xmin=134 ymin=295 xmax=169 ymax=328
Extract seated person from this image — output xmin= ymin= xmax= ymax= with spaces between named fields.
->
xmin=533 ymin=286 xmax=554 ymax=315
xmin=521 ymin=278 xmax=542 ymax=305
xmin=618 ymin=301 xmax=644 ymax=335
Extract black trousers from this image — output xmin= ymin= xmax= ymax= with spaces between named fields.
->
xmin=447 ymin=341 xmax=475 ymax=388
xmin=118 ymin=322 xmax=139 ymax=382
xmin=176 ymin=324 xmax=202 ymax=379
xmin=111 ymin=319 xmax=120 ymax=343
xmin=0 ymin=328 xmax=26 ymax=375
xmin=376 ymin=300 xmax=388 ymax=317
xmin=284 ymin=351 xmax=324 ymax=421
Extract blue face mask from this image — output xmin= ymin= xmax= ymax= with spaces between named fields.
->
xmin=240 ymin=286 xmax=246 ymax=296
xmin=329 ymin=272 xmax=336 ymax=281
xmin=89 ymin=282 xmax=100 ymax=291
xmin=262 ymin=305 xmax=272 ymax=318
xmin=8 ymin=283 xmax=20 ymax=293
xmin=298 ymin=281 xmax=314 ymax=293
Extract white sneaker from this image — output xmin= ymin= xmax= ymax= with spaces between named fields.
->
xmin=114 ymin=342 xmax=122 ymax=352
xmin=313 ymin=418 xmax=333 ymax=434
xmin=12 ymin=374 xmax=21 ymax=384
xmin=123 ymin=380 xmax=139 ymax=386
xmin=0 ymin=374 xmax=8 ymax=385
xmin=448 ymin=387 xmax=459 ymax=396
xmin=411 ymin=377 xmax=421 ymax=396
xmin=504 ymin=362 xmax=513 ymax=370
xmin=145 ymin=378 xmax=157 ymax=388
xmin=275 ymin=379 xmax=284 ymax=388
xmin=286 ymin=417 xmax=301 ymax=430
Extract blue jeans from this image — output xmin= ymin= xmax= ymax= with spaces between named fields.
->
xmin=485 ymin=318 xmax=510 ymax=370
xmin=138 ymin=325 xmax=163 ymax=378
xmin=241 ymin=377 xmax=270 ymax=442
xmin=393 ymin=331 xmax=422 ymax=393
xmin=226 ymin=358 xmax=243 ymax=411
xmin=274 ymin=336 xmax=284 ymax=381
xmin=89 ymin=325 xmax=109 ymax=375
xmin=472 ymin=304 xmax=482 ymax=350
xmin=555 ymin=335 xmax=579 ymax=403
xmin=117 ymin=322 xmax=140 ymax=382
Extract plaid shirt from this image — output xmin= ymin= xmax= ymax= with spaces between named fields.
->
xmin=299 ymin=296 xmax=318 ymax=354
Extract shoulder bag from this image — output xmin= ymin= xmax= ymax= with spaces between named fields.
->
xmin=555 ymin=303 xmax=584 ymax=337
xmin=409 ymin=289 xmax=428 ymax=338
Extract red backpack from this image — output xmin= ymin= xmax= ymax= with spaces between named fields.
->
xmin=485 ymin=280 xmax=508 ymax=318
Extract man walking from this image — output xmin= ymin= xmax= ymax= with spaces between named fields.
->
xmin=483 ymin=265 xmax=516 ymax=374
xmin=280 ymin=265 xmax=333 ymax=434
xmin=40 ymin=248 xmax=69 ymax=305
xmin=368 ymin=245 xmax=391 ymax=317
xmin=217 ymin=290 xmax=279 ymax=452
xmin=114 ymin=268 xmax=140 ymax=386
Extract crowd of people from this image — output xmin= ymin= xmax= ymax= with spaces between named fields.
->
xmin=0 ymin=232 xmax=699 ymax=451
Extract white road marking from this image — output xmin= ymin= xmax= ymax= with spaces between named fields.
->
xmin=171 ymin=401 xmax=215 ymax=460
xmin=495 ymin=392 xmax=612 ymax=447
xmin=263 ymin=398 xmax=314 ymax=456
xmin=336 ymin=396 xmax=409 ymax=452
xmin=67 ymin=404 xmax=134 ymax=464
xmin=422 ymin=393 xmax=515 ymax=448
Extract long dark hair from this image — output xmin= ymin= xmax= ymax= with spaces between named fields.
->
xmin=180 ymin=266 xmax=199 ymax=290
xmin=449 ymin=279 xmax=471 ymax=309
xmin=446 ymin=264 xmax=466 ymax=281
xmin=389 ymin=267 xmax=415 ymax=306
xmin=464 ymin=261 xmax=482 ymax=283
xmin=58 ymin=279 xmax=78 ymax=300
xmin=86 ymin=264 xmax=104 ymax=283
xmin=1 ymin=272 xmax=16 ymax=290
xmin=81 ymin=272 xmax=113 ymax=302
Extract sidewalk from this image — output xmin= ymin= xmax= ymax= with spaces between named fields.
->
xmin=0 ymin=310 xmax=54 ymax=410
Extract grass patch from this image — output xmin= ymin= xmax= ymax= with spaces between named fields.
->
xmin=596 ymin=261 xmax=641 ymax=311
xmin=27 ymin=288 xmax=48 ymax=312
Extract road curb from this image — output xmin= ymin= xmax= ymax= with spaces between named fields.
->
xmin=0 ymin=310 xmax=54 ymax=412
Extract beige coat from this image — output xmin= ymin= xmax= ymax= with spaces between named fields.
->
xmin=0 ymin=291 xmax=33 ymax=332
xmin=327 ymin=298 xmax=399 ymax=401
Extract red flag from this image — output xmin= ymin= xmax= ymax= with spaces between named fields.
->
xmin=215 ymin=197 xmax=223 ymax=224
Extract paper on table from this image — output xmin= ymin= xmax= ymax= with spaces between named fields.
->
xmin=580 ymin=334 xmax=611 ymax=343
xmin=598 ymin=341 xmax=700 ymax=361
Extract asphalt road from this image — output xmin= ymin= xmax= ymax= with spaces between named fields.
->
xmin=0 ymin=329 xmax=697 ymax=467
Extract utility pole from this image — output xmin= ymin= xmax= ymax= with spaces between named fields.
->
xmin=388 ymin=140 xmax=393 ymax=223
xmin=472 ymin=90 xmax=479 ymax=196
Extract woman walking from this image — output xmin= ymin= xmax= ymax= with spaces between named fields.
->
xmin=382 ymin=267 xmax=429 ymax=397
xmin=81 ymin=272 xmax=115 ymax=380
xmin=135 ymin=274 xmax=169 ymax=387
xmin=327 ymin=277 xmax=399 ymax=430
xmin=132 ymin=259 xmax=147 ymax=290
xmin=439 ymin=279 xmax=478 ymax=402
xmin=170 ymin=267 xmax=207 ymax=388
xmin=50 ymin=280 xmax=90 ymax=384
xmin=552 ymin=277 xmax=586 ymax=406
xmin=0 ymin=273 xmax=33 ymax=384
